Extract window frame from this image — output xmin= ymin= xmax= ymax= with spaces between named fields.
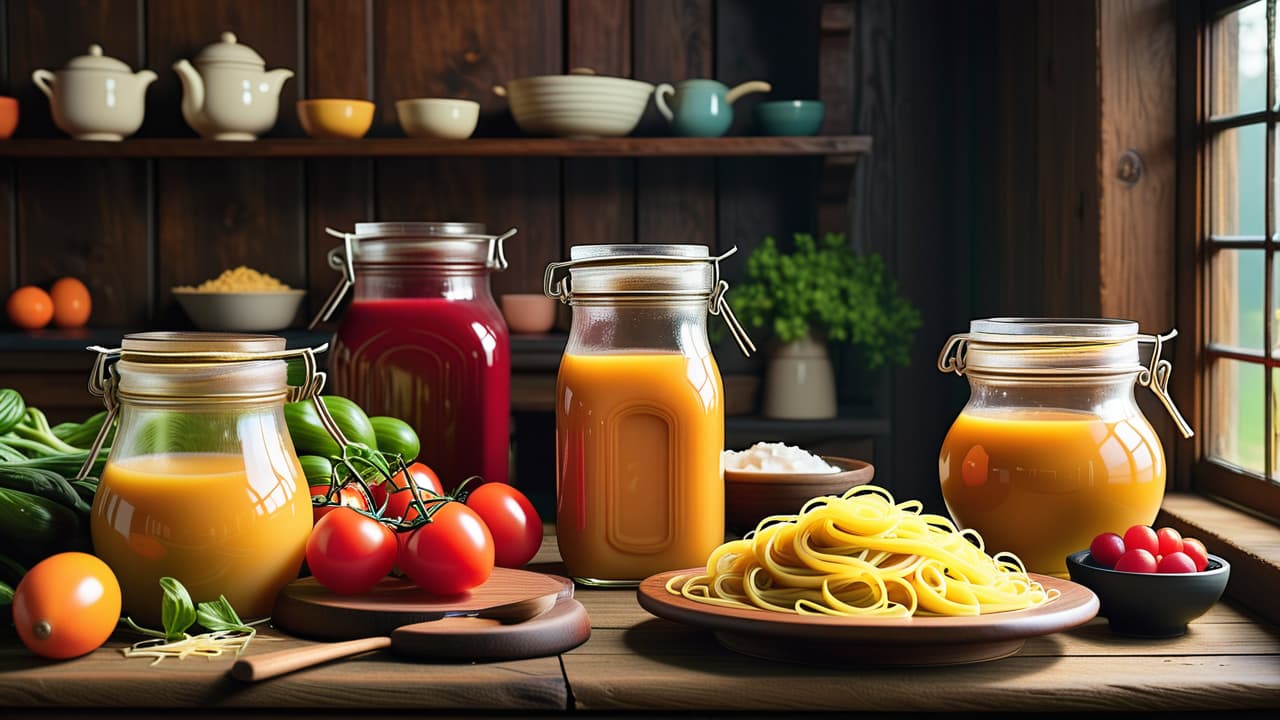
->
xmin=1180 ymin=0 xmax=1280 ymax=519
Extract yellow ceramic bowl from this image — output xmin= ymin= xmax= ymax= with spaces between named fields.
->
xmin=297 ymin=99 xmax=375 ymax=139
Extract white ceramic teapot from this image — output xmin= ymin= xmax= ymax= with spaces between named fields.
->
xmin=173 ymin=32 xmax=293 ymax=141
xmin=32 ymin=44 xmax=157 ymax=141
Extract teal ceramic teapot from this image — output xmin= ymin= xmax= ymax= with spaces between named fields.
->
xmin=654 ymin=78 xmax=771 ymax=137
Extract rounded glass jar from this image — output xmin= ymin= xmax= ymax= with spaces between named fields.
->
xmin=322 ymin=222 xmax=512 ymax=487
xmin=937 ymin=318 xmax=1192 ymax=577
xmin=88 ymin=333 xmax=313 ymax=624
xmin=546 ymin=244 xmax=753 ymax=586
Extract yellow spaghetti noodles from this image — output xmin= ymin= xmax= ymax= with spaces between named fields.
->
xmin=667 ymin=485 xmax=1057 ymax=617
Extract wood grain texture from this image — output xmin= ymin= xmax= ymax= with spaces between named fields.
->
xmin=564 ymin=0 xmax=635 ymax=250
xmin=634 ymin=0 xmax=715 ymax=248
xmin=373 ymin=0 xmax=561 ymax=296
xmin=305 ymin=0 xmax=370 ymax=101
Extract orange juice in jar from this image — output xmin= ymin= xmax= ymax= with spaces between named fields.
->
xmin=85 ymin=333 xmax=318 ymax=624
xmin=545 ymin=244 xmax=754 ymax=585
xmin=937 ymin=319 xmax=1193 ymax=576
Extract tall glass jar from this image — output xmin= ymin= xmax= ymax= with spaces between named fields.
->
xmin=87 ymin=333 xmax=317 ymax=624
xmin=937 ymin=318 xmax=1193 ymax=576
xmin=545 ymin=245 xmax=755 ymax=586
xmin=319 ymin=222 xmax=514 ymax=488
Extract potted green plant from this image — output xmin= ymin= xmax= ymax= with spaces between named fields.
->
xmin=729 ymin=232 xmax=921 ymax=419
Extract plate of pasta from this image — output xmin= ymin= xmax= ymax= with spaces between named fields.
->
xmin=637 ymin=485 xmax=1099 ymax=666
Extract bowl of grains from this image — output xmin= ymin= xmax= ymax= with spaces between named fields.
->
xmin=172 ymin=266 xmax=305 ymax=331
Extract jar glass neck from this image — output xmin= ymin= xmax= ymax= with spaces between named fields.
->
xmin=352 ymin=264 xmax=493 ymax=302
xmin=565 ymin=301 xmax=712 ymax=356
xmin=964 ymin=373 xmax=1142 ymax=418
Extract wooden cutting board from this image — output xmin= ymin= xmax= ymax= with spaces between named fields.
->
xmin=269 ymin=567 xmax=590 ymax=661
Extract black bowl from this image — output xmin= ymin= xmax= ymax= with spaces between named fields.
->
xmin=1065 ymin=549 xmax=1231 ymax=638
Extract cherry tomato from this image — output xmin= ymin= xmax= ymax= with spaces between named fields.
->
xmin=309 ymin=483 xmax=371 ymax=524
xmin=305 ymin=507 xmax=397 ymax=594
xmin=1088 ymin=532 xmax=1126 ymax=569
xmin=372 ymin=462 xmax=444 ymax=521
xmin=1122 ymin=525 xmax=1159 ymax=556
xmin=49 ymin=277 xmax=91 ymax=328
xmin=1155 ymin=526 xmax=1183 ymax=556
xmin=1157 ymin=551 xmax=1197 ymax=574
xmin=1114 ymin=548 xmax=1158 ymax=573
xmin=6 ymin=285 xmax=54 ymax=330
xmin=464 ymin=482 xmax=542 ymax=568
xmin=12 ymin=552 xmax=121 ymax=659
xmin=1183 ymin=537 xmax=1210 ymax=571
xmin=399 ymin=500 xmax=494 ymax=596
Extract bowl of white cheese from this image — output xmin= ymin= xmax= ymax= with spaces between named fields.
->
xmin=723 ymin=442 xmax=875 ymax=535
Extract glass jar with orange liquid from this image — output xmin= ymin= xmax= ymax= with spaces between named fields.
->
xmin=544 ymin=245 xmax=755 ymax=586
xmin=82 ymin=333 xmax=329 ymax=624
xmin=937 ymin=318 xmax=1194 ymax=576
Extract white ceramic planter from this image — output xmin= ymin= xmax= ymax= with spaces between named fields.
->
xmin=761 ymin=333 xmax=837 ymax=420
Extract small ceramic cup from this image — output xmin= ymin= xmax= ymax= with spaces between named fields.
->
xmin=297 ymin=98 xmax=375 ymax=139
xmin=0 ymin=97 xmax=18 ymax=139
xmin=500 ymin=293 xmax=557 ymax=334
xmin=396 ymin=98 xmax=480 ymax=139
xmin=754 ymin=100 xmax=825 ymax=136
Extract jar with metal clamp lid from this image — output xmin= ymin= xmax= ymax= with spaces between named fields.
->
xmin=314 ymin=222 xmax=517 ymax=488
xmin=83 ymin=332 xmax=337 ymax=624
xmin=936 ymin=318 xmax=1194 ymax=576
xmin=544 ymin=244 xmax=755 ymax=586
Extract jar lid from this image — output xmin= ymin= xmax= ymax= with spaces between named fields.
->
xmin=194 ymin=31 xmax=266 ymax=67
xmin=63 ymin=44 xmax=133 ymax=73
xmin=969 ymin=317 xmax=1139 ymax=341
xmin=562 ymin=244 xmax=715 ymax=295
xmin=114 ymin=331 xmax=289 ymax=401
xmin=344 ymin=222 xmax=494 ymax=265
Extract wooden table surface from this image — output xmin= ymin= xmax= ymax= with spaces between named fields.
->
xmin=2 ymin=529 xmax=1279 ymax=715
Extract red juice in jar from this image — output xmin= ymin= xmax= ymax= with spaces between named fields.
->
xmin=322 ymin=222 xmax=513 ymax=487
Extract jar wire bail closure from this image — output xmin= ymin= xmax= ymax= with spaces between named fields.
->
xmin=542 ymin=246 xmax=756 ymax=357
xmin=936 ymin=320 xmax=1193 ymax=439
xmin=75 ymin=339 xmax=343 ymax=479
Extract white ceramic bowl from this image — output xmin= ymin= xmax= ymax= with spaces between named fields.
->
xmin=396 ymin=98 xmax=479 ymax=139
xmin=497 ymin=73 xmax=653 ymax=138
xmin=173 ymin=289 xmax=306 ymax=332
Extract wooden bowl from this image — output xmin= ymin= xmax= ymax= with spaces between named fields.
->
xmin=725 ymin=456 xmax=875 ymax=534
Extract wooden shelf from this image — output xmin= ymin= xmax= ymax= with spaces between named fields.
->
xmin=0 ymin=135 xmax=872 ymax=159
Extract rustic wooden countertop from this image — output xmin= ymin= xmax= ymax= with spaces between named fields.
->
xmin=2 ymin=528 xmax=1279 ymax=715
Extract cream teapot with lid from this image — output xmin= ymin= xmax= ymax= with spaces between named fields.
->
xmin=32 ymin=44 xmax=157 ymax=141
xmin=173 ymin=31 xmax=293 ymax=141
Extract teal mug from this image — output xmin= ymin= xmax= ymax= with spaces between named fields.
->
xmin=654 ymin=78 xmax=771 ymax=137
xmin=754 ymin=100 xmax=826 ymax=136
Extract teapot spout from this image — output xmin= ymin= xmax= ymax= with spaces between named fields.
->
xmin=263 ymin=68 xmax=294 ymax=96
xmin=137 ymin=68 xmax=159 ymax=89
xmin=172 ymin=59 xmax=204 ymax=120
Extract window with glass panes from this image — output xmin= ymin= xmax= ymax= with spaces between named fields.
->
xmin=1200 ymin=0 xmax=1278 ymax=513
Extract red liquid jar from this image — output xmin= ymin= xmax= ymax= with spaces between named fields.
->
xmin=321 ymin=222 xmax=513 ymax=487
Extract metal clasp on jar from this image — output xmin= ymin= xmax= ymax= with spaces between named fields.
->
xmin=543 ymin=246 xmax=757 ymax=357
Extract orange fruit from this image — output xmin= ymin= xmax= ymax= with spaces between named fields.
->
xmin=6 ymin=285 xmax=54 ymax=330
xmin=49 ymin=277 xmax=92 ymax=328
xmin=12 ymin=552 xmax=122 ymax=660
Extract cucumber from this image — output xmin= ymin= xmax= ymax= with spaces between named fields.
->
xmin=0 ymin=579 xmax=12 ymax=606
xmin=0 ymin=552 xmax=26 ymax=588
xmin=0 ymin=487 xmax=82 ymax=566
xmin=299 ymin=455 xmax=333 ymax=486
xmin=0 ymin=389 xmax=26 ymax=435
xmin=370 ymin=416 xmax=420 ymax=463
xmin=0 ymin=465 xmax=82 ymax=511
xmin=285 ymin=396 xmax=378 ymax=458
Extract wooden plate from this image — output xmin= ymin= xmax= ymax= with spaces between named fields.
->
xmin=273 ymin=567 xmax=573 ymax=641
xmin=637 ymin=570 xmax=1099 ymax=666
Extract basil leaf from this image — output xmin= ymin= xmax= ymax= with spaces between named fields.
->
xmin=196 ymin=595 xmax=251 ymax=633
xmin=159 ymin=577 xmax=197 ymax=641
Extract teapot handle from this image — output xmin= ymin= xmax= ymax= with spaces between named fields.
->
xmin=654 ymin=83 xmax=675 ymax=123
xmin=725 ymin=80 xmax=771 ymax=104
xmin=32 ymin=69 xmax=55 ymax=98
